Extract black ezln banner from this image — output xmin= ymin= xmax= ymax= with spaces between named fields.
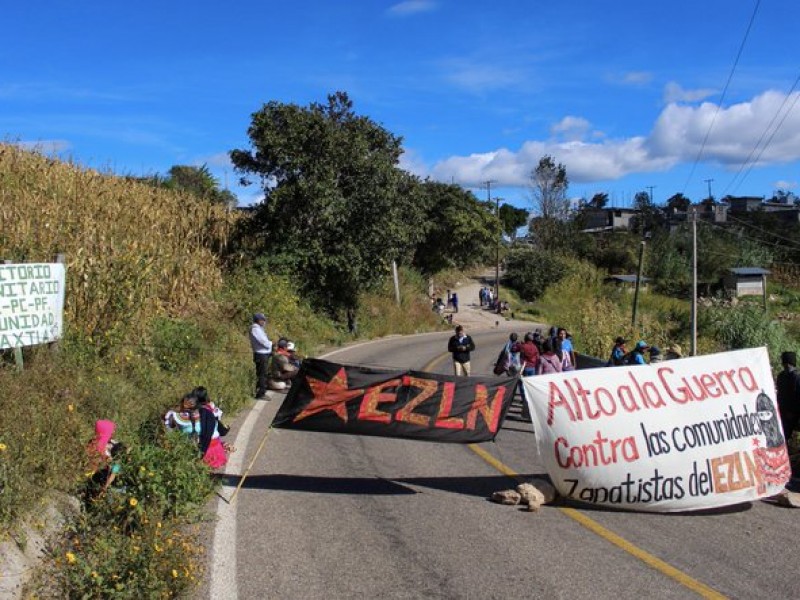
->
xmin=271 ymin=358 xmax=519 ymax=443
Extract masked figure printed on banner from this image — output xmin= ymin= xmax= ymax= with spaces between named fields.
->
xmin=753 ymin=391 xmax=791 ymax=487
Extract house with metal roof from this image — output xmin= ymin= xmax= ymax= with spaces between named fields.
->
xmin=723 ymin=267 xmax=770 ymax=298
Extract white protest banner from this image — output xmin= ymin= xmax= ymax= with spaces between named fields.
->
xmin=0 ymin=263 xmax=66 ymax=349
xmin=522 ymin=348 xmax=789 ymax=512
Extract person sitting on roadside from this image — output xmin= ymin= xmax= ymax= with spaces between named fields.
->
xmin=630 ymin=340 xmax=650 ymax=365
xmin=267 ymin=338 xmax=300 ymax=391
xmin=538 ymin=339 xmax=563 ymax=374
xmin=665 ymin=343 xmax=682 ymax=360
xmin=85 ymin=420 xmax=126 ymax=504
xmin=286 ymin=341 xmax=302 ymax=369
xmin=649 ymin=346 xmax=664 ymax=364
xmin=607 ymin=336 xmax=627 ymax=366
xmin=163 ymin=393 xmax=200 ymax=440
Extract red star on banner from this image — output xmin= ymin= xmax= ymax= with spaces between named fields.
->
xmin=293 ymin=367 xmax=364 ymax=423
xmin=752 ymin=437 xmax=761 ymax=448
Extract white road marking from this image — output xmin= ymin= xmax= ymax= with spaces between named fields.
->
xmin=209 ymin=396 xmax=269 ymax=600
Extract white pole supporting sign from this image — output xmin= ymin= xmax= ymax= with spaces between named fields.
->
xmin=0 ymin=262 xmax=66 ymax=349
xmin=522 ymin=348 xmax=790 ymax=512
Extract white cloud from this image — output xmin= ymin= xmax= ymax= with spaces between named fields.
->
xmin=550 ymin=116 xmax=591 ymax=141
xmin=200 ymin=152 xmax=234 ymax=169
xmin=387 ymin=1 xmax=437 ymax=17
xmin=14 ymin=139 xmax=72 ymax=154
xmin=621 ymin=71 xmax=653 ymax=85
xmin=663 ymin=81 xmax=716 ymax=104
xmin=399 ymin=148 xmax=428 ymax=178
xmin=428 ymin=90 xmax=800 ymax=188
xmin=774 ymin=180 xmax=797 ymax=190
xmin=440 ymin=58 xmax=524 ymax=93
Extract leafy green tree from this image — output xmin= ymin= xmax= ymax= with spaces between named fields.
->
xmin=587 ymin=192 xmax=608 ymax=209
xmin=498 ymin=203 xmax=529 ymax=242
xmin=631 ymin=190 xmax=664 ymax=235
xmin=529 ymin=155 xmax=569 ymax=219
xmin=503 ymin=245 xmax=571 ymax=301
xmin=412 ymin=181 xmax=498 ymax=274
xmin=666 ymin=193 xmax=691 ymax=212
xmin=230 ymin=92 xmax=424 ymax=313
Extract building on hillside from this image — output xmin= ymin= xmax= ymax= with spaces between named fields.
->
xmin=664 ymin=203 xmax=727 ymax=232
xmin=725 ymin=196 xmax=764 ymax=213
xmin=762 ymin=202 xmax=800 ymax=223
xmin=723 ymin=267 xmax=770 ymax=298
xmin=604 ymin=274 xmax=650 ymax=292
xmin=580 ymin=207 xmax=640 ymax=233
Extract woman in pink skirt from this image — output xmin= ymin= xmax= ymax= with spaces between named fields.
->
xmin=195 ymin=387 xmax=228 ymax=469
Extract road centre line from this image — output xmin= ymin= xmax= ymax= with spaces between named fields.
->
xmin=422 ymin=352 xmax=727 ymax=600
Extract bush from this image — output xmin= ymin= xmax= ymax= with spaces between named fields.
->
xmin=503 ymin=246 xmax=572 ymax=301
xmin=148 ymin=318 xmax=204 ymax=373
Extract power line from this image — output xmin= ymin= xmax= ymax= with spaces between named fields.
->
xmin=728 ymin=83 xmax=800 ymax=195
xmin=682 ymin=0 xmax=761 ymax=194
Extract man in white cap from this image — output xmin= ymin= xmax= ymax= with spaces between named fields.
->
xmin=249 ymin=313 xmax=272 ymax=399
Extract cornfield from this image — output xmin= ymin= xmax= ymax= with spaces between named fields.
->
xmin=0 ymin=144 xmax=239 ymax=342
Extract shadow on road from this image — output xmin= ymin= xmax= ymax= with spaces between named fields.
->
xmin=227 ymin=473 xmax=548 ymax=497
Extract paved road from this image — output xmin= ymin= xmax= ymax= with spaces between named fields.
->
xmin=200 ymin=288 xmax=800 ymax=600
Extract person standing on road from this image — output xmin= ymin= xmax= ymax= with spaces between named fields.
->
xmin=451 ymin=292 xmax=459 ymax=313
xmin=514 ymin=332 xmax=540 ymax=376
xmin=249 ymin=313 xmax=272 ymax=400
xmin=777 ymin=351 xmax=800 ymax=450
xmin=448 ymin=325 xmax=475 ymax=376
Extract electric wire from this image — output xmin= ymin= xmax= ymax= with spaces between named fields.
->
xmin=682 ymin=0 xmax=761 ymax=195
xmin=729 ymin=85 xmax=800 ymax=195
xmin=722 ymin=72 xmax=800 ymax=197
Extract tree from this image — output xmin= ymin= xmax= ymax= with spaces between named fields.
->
xmin=631 ymin=190 xmax=664 ymax=235
xmin=128 ymin=165 xmax=237 ymax=207
xmin=498 ymin=203 xmax=529 ymax=242
xmin=230 ymin=92 xmax=424 ymax=314
xmin=770 ymin=189 xmax=798 ymax=204
xmin=587 ymin=192 xmax=608 ymax=209
xmin=529 ymin=155 xmax=569 ymax=220
xmin=412 ymin=182 xmax=498 ymax=274
xmin=666 ymin=193 xmax=691 ymax=212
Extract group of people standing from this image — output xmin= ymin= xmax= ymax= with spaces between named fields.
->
xmin=447 ymin=325 xmax=577 ymax=378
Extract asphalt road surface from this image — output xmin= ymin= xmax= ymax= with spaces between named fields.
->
xmin=200 ymin=324 xmax=800 ymax=600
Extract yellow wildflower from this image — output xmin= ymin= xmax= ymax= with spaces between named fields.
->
xmin=65 ymin=552 xmax=76 ymax=564
xmin=129 ymin=498 xmax=138 ymax=507
xmin=0 ymin=443 xmax=7 ymax=452
xmin=67 ymin=404 xmax=74 ymax=412
xmin=172 ymin=569 xmax=178 ymax=578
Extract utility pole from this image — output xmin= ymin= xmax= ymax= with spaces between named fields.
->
xmin=691 ymin=209 xmax=698 ymax=356
xmin=483 ymin=180 xmax=499 ymax=303
xmin=631 ymin=241 xmax=646 ymax=328
xmin=704 ymin=178 xmax=714 ymax=201
xmin=646 ymin=186 xmax=656 ymax=203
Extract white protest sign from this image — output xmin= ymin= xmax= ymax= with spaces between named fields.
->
xmin=0 ymin=263 xmax=66 ymax=349
xmin=522 ymin=348 xmax=789 ymax=512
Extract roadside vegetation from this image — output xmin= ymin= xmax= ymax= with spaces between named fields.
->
xmin=0 ymin=93 xmax=496 ymax=599
xmin=502 ymin=156 xmax=800 ymax=369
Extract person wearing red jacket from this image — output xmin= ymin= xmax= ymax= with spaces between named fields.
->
xmin=513 ymin=332 xmax=540 ymax=376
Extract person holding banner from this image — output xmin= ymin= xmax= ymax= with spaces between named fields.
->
xmin=448 ymin=325 xmax=475 ymax=377
xmin=777 ymin=351 xmax=800 ymax=452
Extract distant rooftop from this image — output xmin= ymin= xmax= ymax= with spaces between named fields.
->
xmin=605 ymin=274 xmax=651 ymax=283
xmin=729 ymin=267 xmax=770 ymax=276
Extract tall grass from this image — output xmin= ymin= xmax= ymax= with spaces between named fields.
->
xmin=1 ymin=145 xmax=447 ymax=597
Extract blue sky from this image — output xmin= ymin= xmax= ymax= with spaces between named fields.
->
xmin=3 ymin=1 xmax=800 ymax=210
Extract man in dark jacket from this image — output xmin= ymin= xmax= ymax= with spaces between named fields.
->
xmin=777 ymin=351 xmax=800 ymax=446
xmin=448 ymin=325 xmax=475 ymax=376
